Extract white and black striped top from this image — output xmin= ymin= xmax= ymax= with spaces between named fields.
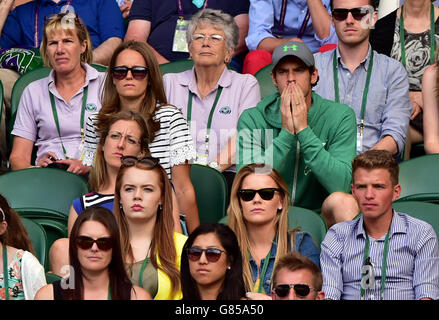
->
xmin=82 ymin=105 xmax=196 ymax=180
xmin=320 ymin=211 xmax=439 ymax=300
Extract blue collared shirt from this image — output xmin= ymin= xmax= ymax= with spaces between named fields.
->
xmin=0 ymin=0 xmax=125 ymax=49
xmin=250 ymin=231 xmax=320 ymax=295
xmin=313 ymin=47 xmax=411 ymax=156
xmin=246 ymin=0 xmax=338 ymax=52
xmin=320 ymin=211 xmax=439 ymax=300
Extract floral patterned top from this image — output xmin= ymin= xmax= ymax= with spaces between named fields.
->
xmin=390 ymin=17 xmax=439 ymax=91
xmin=0 ymin=249 xmax=25 ymax=300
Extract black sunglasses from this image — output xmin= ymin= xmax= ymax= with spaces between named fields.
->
xmin=331 ymin=7 xmax=372 ymax=21
xmin=112 ymin=66 xmax=149 ymax=80
xmin=76 ymin=236 xmax=113 ymax=251
xmin=187 ymin=247 xmax=225 ymax=263
xmin=273 ymin=284 xmax=316 ymax=298
xmin=120 ymin=156 xmax=159 ymax=167
xmin=238 ymin=188 xmax=281 ymax=202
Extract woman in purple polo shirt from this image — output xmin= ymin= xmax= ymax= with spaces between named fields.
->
xmin=10 ymin=13 xmax=105 ymax=175
xmin=163 ymin=9 xmax=261 ymax=192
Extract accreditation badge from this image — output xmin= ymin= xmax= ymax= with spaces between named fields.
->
xmin=172 ymin=19 xmax=189 ymax=53
xmin=356 ymin=126 xmax=364 ymax=154
xmin=194 ymin=153 xmax=209 ymax=166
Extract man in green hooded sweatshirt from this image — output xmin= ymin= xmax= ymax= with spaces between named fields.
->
xmin=237 ymin=41 xmax=357 ymax=212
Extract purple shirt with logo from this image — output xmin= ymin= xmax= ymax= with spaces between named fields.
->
xmin=12 ymin=63 xmax=105 ymax=164
xmin=163 ymin=67 xmax=260 ymax=172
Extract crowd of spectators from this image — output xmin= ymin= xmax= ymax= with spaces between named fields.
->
xmin=1 ymin=0 xmax=439 ymax=302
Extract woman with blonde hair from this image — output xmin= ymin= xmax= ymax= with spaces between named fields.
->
xmin=113 ymin=156 xmax=186 ymax=299
xmin=10 ymin=12 xmax=105 ymax=174
xmin=82 ymin=40 xmax=199 ymax=233
xmin=228 ymin=163 xmax=320 ymax=296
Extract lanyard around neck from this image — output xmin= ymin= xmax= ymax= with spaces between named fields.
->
xmin=400 ymin=4 xmax=436 ymax=68
xmin=177 ymin=0 xmax=208 ymax=18
xmin=187 ymin=86 xmax=223 ymax=155
xmin=250 ymin=242 xmax=274 ymax=294
xmin=49 ymin=85 xmax=88 ymax=160
xmin=2 ymin=243 xmax=9 ymax=300
xmin=360 ymin=228 xmax=390 ymax=300
xmin=107 ymin=284 xmax=112 ymax=300
xmin=333 ymin=49 xmax=374 ymax=134
xmin=35 ymin=0 xmax=73 ymax=48
xmin=137 ymin=242 xmax=152 ymax=288
xmin=272 ymin=1 xmax=310 ymax=39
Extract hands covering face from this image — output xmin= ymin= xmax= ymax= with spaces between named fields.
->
xmin=280 ymin=82 xmax=308 ymax=135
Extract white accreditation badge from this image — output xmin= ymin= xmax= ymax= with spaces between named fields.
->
xmin=172 ymin=19 xmax=189 ymax=53
xmin=356 ymin=125 xmax=364 ymax=154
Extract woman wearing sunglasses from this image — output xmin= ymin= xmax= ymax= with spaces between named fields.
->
xmin=10 ymin=13 xmax=105 ymax=175
xmin=35 ymin=207 xmax=151 ymax=300
xmin=370 ymin=0 xmax=439 ymax=157
xmin=48 ymin=110 xmax=153 ymax=275
xmin=0 ymin=194 xmax=46 ymax=300
xmin=113 ymin=156 xmax=187 ymax=300
xmin=228 ymin=163 xmax=320 ymax=296
xmin=180 ymin=223 xmax=246 ymax=300
xmin=163 ymin=9 xmax=261 ymax=196
xmin=81 ymin=40 xmax=200 ymax=233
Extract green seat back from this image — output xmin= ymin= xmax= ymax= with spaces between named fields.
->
xmin=32 ymin=217 xmax=67 ymax=254
xmin=7 ymin=64 xmax=107 ymax=157
xmin=392 ymin=201 xmax=439 ymax=239
xmin=7 ymin=67 xmax=51 ymax=155
xmin=254 ymin=64 xmax=277 ymax=99
xmin=397 ymin=154 xmax=439 ymax=202
xmin=15 ymin=207 xmax=66 ymax=220
xmin=288 ymin=206 xmax=328 ymax=249
xmin=0 ymin=167 xmax=89 ymax=218
xmin=160 ymin=60 xmax=194 ymax=75
xmin=20 ymin=217 xmax=47 ymax=267
xmin=45 ymin=272 xmax=62 ymax=284
xmin=190 ymin=164 xmax=228 ymax=224
xmin=219 ymin=206 xmax=328 ymax=249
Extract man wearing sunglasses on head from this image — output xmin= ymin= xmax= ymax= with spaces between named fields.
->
xmin=237 ymin=40 xmax=357 ymax=213
xmin=313 ymin=0 xmax=412 ymax=227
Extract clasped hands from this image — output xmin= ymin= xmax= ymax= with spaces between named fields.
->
xmin=280 ymin=82 xmax=308 ymax=135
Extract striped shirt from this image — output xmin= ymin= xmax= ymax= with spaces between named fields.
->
xmin=320 ymin=211 xmax=439 ymax=300
xmin=72 ymin=192 xmax=115 ymax=215
xmin=82 ymin=105 xmax=197 ymax=179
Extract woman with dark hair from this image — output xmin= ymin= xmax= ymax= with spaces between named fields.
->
xmin=35 ymin=207 xmax=151 ymax=300
xmin=113 ymin=156 xmax=187 ymax=299
xmin=0 ymin=194 xmax=46 ymax=300
xmin=82 ymin=40 xmax=200 ymax=233
xmin=181 ymin=223 xmax=246 ymax=300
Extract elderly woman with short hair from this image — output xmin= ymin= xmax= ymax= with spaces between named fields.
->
xmin=163 ymin=9 xmax=261 ymax=191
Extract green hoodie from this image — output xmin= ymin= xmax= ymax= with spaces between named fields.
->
xmin=237 ymin=91 xmax=357 ymax=211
